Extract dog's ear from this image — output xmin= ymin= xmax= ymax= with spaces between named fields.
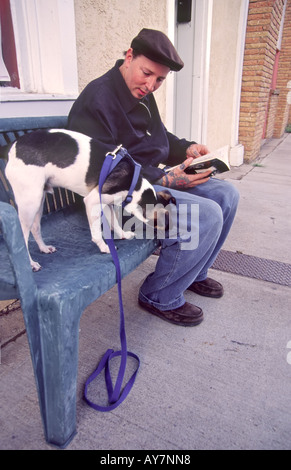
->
xmin=156 ymin=190 xmax=176 ymax=206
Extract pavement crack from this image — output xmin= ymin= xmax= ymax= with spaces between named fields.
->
xmin=1 ymin=329 xmax=26 ymax=349
xmin=231 ymin=340 xmax=257 ymax=348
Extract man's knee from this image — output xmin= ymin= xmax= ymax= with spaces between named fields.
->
xmin=202 ymin=198 xmax=224 ymax=232
xmin=193 ymin=198 xmax=223 ymax=245
xmin=221 ymin=181 xmax=240 ymax=214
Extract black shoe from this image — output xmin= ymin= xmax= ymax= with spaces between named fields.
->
xmin=188 ymin=277 xmax=224 ymax=298
xmin=138 ymin=299 xmax=203 ymax=326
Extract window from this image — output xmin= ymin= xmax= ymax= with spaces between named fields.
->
xmin=0 ymin=0 xmax=78 ymax=118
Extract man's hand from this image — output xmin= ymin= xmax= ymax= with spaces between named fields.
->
xmin=186 ymin=143 xmax=210 ymax=159
xmin=157 ymin=157 xmax=212 ymax=190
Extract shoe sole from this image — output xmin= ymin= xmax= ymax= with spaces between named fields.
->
xmin=138 ymin=300 xmax=203 ymax=327
xmin=188 ymin=287 xmax=224 ymax=298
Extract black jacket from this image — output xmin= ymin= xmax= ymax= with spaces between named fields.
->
xmin=68 ymin=60 xmax=193 ymax=183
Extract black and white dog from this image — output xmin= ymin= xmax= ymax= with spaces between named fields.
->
xmin=6 ymin=129 xmax=174 ymax=271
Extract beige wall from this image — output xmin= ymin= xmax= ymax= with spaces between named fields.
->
xmin=207 ymin=0 xmax=243 ymax=151
xmin=73 ymin=0 xmax=169 ymax=119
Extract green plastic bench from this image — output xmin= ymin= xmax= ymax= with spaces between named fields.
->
xmin=0 ymin=116 xmax=158 ymax=447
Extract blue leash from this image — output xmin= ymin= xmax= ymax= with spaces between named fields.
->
xmin=84 ymin=146 xmax=141 ymax=411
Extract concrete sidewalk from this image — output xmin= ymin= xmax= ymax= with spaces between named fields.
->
xmin=1 ymin=134 xmax=291 ymax=450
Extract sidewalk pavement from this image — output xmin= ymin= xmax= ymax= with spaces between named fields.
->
xmin=0 ymin=134 xmax=291 ymax=450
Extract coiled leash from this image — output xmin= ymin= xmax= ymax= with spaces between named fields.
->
xmin=84 ymin=145 xmax=142 ymax=411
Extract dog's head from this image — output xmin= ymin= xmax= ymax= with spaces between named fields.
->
xmin=124 ymin=178 xmax=176 ymax=230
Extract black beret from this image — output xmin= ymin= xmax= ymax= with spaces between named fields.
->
xmin=131 ymin=28 xmax=184 ymax=72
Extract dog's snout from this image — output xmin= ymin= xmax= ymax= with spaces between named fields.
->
xmin=156 ymin=190 xmax=176 ymax=206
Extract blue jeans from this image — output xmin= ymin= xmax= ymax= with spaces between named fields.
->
xmin=139 ymin=178 xmax=239 ymax=310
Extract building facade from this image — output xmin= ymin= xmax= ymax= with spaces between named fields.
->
xmin=1 ymin=0 xmax=290 ymax=163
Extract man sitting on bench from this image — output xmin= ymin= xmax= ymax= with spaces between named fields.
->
xmin=67 ymin=28 xmax=239 ymax=327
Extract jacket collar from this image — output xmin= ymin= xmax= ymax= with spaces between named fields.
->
xmin=112 ymin=60 xmax=149 ymax=114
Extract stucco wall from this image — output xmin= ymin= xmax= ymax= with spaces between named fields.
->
xmin=73 ymin=0 xmax=169 ymax=119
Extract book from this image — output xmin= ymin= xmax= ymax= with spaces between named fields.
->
xmin=164 ymin=152 xmax=230 ymax=176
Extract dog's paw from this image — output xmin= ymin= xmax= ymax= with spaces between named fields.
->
xmin=93 ymin=239 xmax=111 ymax=253
xmin=122 ymin=231 xmax=135 ymax=240
xmin=31 ymin=260 xmax=42 ymax=272
xmin=40 ymin=245 xmax=57 ymax=254
xmin=100 ymin=244 xmax=111 ymax=254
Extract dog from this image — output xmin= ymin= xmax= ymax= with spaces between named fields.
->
xmin=5 ymin=129 xmax=175 ymax=271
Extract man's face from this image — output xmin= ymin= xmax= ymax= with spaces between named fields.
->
xmin=120 ymin=49 xmax=170 ymax=99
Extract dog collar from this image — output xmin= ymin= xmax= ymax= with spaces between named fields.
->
xmin=100 ymin=145 xmax=142 ymax=207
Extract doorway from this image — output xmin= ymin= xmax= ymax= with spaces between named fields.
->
xmin=174 ymin=0 xmax=213 ymax=143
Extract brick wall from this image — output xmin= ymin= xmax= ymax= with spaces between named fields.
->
xmin=273 ymin=1 xmax=291 ymax=136
xmin=239 ymin=0 xmax=285 ymax=161
xmin=265 ymin=90 xmax=280 ymax=138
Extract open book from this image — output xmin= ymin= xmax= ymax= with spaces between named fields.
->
xmin=164 ymin=151 xmax=230 ymax=176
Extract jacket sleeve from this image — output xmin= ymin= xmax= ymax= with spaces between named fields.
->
xmin=165 ymin=127 xmax=196 ymax=166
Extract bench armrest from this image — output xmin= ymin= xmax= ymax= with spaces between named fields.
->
xmin=0 ymin=202 xmax=37 ymax=300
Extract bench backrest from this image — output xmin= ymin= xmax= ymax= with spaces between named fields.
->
xmin=0 ymin=116 xmax=79 ymax=214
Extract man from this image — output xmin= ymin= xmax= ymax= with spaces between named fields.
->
xmin=68 ymin=28 xmax=239 ymax=327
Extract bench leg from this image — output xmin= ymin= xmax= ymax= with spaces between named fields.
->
xmin=23 ymin=295 xmax=82 ymax=448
